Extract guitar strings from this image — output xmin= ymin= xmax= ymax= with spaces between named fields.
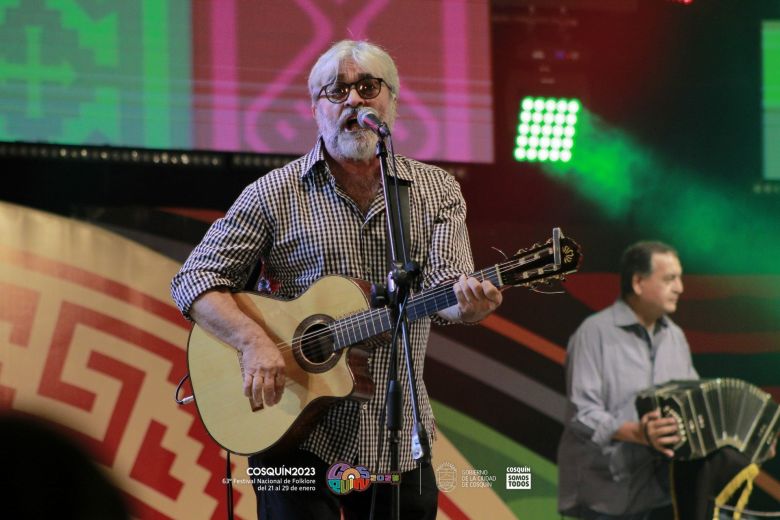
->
xmin=318 ymin=250 xmax=563 ymax=342
xmin=269 ymin=263 xmax=501 ymax=356
xmin=263 ymin=252 xmax=559 ymax=359
xmin=271 ymin=254 xmax=558 ymax=358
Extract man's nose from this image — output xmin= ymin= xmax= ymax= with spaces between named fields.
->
xmin=344 ymin=86 xmax=364 ymax=107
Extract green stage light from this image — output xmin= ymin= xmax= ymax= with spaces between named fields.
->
xmin=514 ymin=96 xmax=581 ymax=163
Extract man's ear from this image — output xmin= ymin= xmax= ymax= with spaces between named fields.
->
xmin=631 ymin=274 xmax=644 ymax=297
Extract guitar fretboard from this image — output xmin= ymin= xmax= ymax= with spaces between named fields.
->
xmin=330 ymin=265 xmax=504 ymax=350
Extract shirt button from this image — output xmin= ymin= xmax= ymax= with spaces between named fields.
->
xmin=361 ymin=404 xmax=368 ymax=410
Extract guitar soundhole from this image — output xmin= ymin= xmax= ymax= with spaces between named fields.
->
xmin=300 ymin=323 xmax=333 ymax=363
xmin=293 ymin=315 xmax=341 ymax=374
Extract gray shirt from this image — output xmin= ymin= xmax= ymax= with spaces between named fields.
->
xmin=557 ymin=298 xmax=698 ymax=516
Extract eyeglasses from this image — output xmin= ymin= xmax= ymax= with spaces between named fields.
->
xmin=317 ymin=77 xmax=388 ymax=104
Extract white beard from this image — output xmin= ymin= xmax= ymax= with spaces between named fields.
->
xmin=316 ymin=110 xmax=376 ymax=162
xmin=316 ymin=107 xmax=395 ymax=163
xmin=331 ymin=130 xmax=377 ymax=162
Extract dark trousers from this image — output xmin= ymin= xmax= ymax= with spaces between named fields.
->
xmin=671 ymin=448 xmax=753 ymax=520
xmin=248 ymin=449 xmax=438 ymax=520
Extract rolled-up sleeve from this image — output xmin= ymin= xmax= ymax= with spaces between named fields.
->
xmin=171 ymin=182 xmax=271 ymax=319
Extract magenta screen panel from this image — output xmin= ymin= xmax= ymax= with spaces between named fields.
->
xmin=192 ymin=0 xmax=493 ymax=163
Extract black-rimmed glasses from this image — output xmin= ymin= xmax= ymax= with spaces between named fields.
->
xmin=317 ymin=77 xmax=387 ymax=104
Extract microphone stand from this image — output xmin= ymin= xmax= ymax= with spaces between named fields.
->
xmin=372 ymin=131 xmax=430 ymax=520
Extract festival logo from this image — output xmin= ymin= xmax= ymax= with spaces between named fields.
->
xmin=506 ymin=466 xmax=532 ymax=490
xmin=325 ymin=462 xmax=400 ymax=495
xmin=435 ymin=462 xmax=458 ymax=493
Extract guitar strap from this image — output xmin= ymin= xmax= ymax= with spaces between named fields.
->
xmin=384 ymin=175 xmax=412 ymax=274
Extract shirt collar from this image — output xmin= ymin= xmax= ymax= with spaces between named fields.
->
xmin=299 ymin=136 xmax=415 ymax=183
xmin=612 ymin=297 xmax=669 ymax=329
xmin=299 ymin=137 xmax=328 ymax=180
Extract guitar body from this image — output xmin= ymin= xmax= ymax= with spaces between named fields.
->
xmin=185 ymin=230 xmax=582 ymax=455
xmin=187 ymin=276 xmax=376 ymax=455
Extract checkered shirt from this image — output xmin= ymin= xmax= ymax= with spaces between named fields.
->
xmin=171 ymin=138 xmax=474 ymax=473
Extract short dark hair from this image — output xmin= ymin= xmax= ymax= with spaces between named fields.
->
xmin=619 ymin=241 xmax=678 ymax=298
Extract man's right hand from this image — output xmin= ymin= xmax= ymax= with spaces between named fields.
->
xmin=240 ymin=338 xmax=286 ymax=408
xmin=189 ymin=290 xmax=287 ymax=408
xmin=641 ymin=409 xmax=680 ymax=458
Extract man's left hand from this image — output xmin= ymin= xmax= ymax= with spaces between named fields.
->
xmin=453 ymin=274 xmax=503 ymax=324
xmin=641 ymin=409 xmax=680 ymax=458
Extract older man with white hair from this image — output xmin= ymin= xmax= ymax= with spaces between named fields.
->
xmin=171 ymin=40 xmax=502 ymax=519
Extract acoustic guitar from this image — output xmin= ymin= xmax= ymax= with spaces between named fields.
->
xmin=187 ymin=228 xmax=581 ymax=454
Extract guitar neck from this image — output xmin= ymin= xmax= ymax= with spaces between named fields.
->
xmin=331 ymin=265 xmax=504 ymax=350
xmin=406 ymin=265 xmax=504 ymax=322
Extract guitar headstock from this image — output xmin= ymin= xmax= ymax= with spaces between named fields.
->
xmin=500 ymin=228 xmax=582 ymax=289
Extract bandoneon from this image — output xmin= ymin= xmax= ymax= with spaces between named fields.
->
xmin=635 ymin=378 xmax=780 ymax=463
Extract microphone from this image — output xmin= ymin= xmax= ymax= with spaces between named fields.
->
xmin=357 ymin=107 xmax=391 ymax=138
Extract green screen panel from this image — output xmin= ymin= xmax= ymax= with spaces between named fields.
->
xmin=0 ymin=1 xmax=193 ymax=150
xmin=763 ymin=20 xmax=780 ymax=180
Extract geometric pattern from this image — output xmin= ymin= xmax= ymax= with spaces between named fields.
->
xmin=4 ymin=200 xmax=779 ymax=518
xmin=0 ymin=202 xmax=252 ymax=519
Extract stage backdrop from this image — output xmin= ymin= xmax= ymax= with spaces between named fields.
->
xmin=0 ymin=202 xmax=525 ymax=519
xmin=0 ymin=0 xmax=493 ymax=163
xmin=4 ymin=201 xmax=779 ymax=519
